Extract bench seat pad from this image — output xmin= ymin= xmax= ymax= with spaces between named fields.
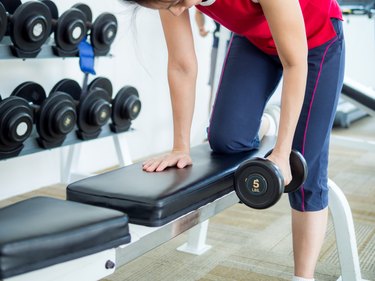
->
xmin=0 ymin=197 xmax=130 ymax=279
xmin=67 ymin=140 xmax=273 ymax=226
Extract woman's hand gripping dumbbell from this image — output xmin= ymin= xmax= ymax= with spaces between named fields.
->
xmin=234 ymin=150 xmax=308 ymax=209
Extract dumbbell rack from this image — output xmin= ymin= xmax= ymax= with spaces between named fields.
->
xmin=12 ymin=124 xmax=134 ymax=183
xmin=0 ymin=1 xmax=135 ymax=184
xmin=59 ymin=129 xmax=134 ymax=184
xmin=0 ymin=75 xmax=135 ymax=184
xmin=0 ymin=38 xmax=57 ymax=59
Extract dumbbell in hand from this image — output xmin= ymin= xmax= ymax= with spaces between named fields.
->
xmin=11 ymin=82 xmax=76 ymax=149
xmin=73 ymin=3 xmax=118 ymax=56
xmin=51 ymin=78 xmax=112 ymax=140
xmin=0 ymin=94 xmax=33 ymax=159
xmin=234 ymin=150 xmax=308 ymax=209
xmin=1 ymin=0 xmax=52 ymax=58
xmin=41 ymin=0 xmax=88 ymax=57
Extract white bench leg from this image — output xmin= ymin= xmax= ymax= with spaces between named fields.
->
xmin=328 ymin=179 xmax=368 ymax=281
xmin=177 ymin=220 xmax=212 ymax=255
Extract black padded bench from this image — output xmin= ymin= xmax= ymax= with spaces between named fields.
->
xmin=67 ymin=137 xmax=275 ymax=226
xmin=0 ymin=136 xmax=365 ymax=281
xmin=0 ymin=197 xmax=130 ymax=279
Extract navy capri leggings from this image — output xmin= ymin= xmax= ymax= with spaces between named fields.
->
xmin=208 ymin=19 xmax=345 ymax=212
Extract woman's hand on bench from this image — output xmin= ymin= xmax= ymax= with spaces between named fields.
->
xmin=142 ymin=150 xmax=192 ymax=172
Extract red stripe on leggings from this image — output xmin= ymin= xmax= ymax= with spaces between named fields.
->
xmin=300 ymin=37 xmax=338 ymax=211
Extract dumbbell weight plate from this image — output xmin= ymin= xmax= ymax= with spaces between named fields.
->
xmin=72 ymin=3 xmax=92 ymax=23
xmin=36 ymin=93 xmax=76 ymax=148
xmin=0 ymin=97 xmax=33 ymax=155
xmin=9 ymin=1 xmax=52 ymax=55
xmin=234 ymin=158 xmax=284 ymax=209
xmin=54 ymin=8 xmax=87 ymax=54
xmin=88 ymin=77 xmax=113 ymax=98
xmin=285 ymin=150 xmax=308 ymax=193
xmin=0 ymin=0 xmax=22 ymax=14
xmin=11 ymin=81 xmax=47 ymax=105
xmin=77 ymin=88 xmax=111 ymax=139
xmin=264 ymin=149 xmax=308 ymax=193
xmin=111 ymin=86 xmax=141 ymax=132
xmin=40 ymin=0 xmax=58 ymax=21
xmin=0 ymin=3 xmax=8 ymax=42
xmin=91 ymin=13 xmax=118 ymax=56
xmin=50 ymin=79 xmax=82 ymax=101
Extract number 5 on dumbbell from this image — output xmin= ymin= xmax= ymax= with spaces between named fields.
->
xmin=234 ymin=150 xmax=308 ymax=209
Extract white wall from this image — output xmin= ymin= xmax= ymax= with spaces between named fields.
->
xmin=0 ymin=2 xmax=374 ymax=200
xmin=342 ymin=15 xmax=375 ymax=89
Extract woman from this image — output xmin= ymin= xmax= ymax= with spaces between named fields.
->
xmin=126 ymin=0 xmax=345 ymax=280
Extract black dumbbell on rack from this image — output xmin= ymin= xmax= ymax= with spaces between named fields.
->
xmin=111 ymin=86 xmax=141 ymax=133
xmin=0 ymin=94 xmax=34 ymax=159
xmin=40 ymin=0 xmax=88 ymax=57
xmin=11 ymin=82 xmax=77 ymax=149
xmin=0 ymin=0 xmax=52 ymax=58
xmin=51 ymin=78 xmax=112 ymax=140
xmin=0 ymin=2 xmax=7 ymax=43
xmin=234 ymin=150 xmax=308 ymax=209
xmin=73 ymin=3 xmax=118 ymax=56
xmin=86 ymin=76 xmax=142 ymax=133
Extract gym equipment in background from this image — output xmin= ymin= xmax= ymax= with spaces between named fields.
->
xmin=334 ymin=97 xmax=368 ymax=128
xmin=338 ymin=0 xmax=375 ymax=16
xmin=87 ymin=77 xmax=141 ymax=133
xmin=0 ymin=0 xmax=52 ymax=58
xmin=11 ymin=81 xmax=77 ymax=149
xmin=41 ymin=0 xmax=88 ymax=57
xmin=0 ymin=94 xmax=33 ymax=159
xmin=51 ymin=78 xmax=112 ymax=140
xmin=334 ymin=0 xmax=374 ymax=128
xmin=0 ymin=2 xmax=7 ymax=43
xmin=73 ymin=3 xmax=118 ymax=56
xmin=111 ymin=86 xmax=141 ymax=133
xmin=234 ymin=150 xmax=307 ymax=209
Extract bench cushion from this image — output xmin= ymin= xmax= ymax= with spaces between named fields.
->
xmin=0 ymin=197 xmax=130 ymax=279
xmin=67 ymin=138 xmax=274 ymax=226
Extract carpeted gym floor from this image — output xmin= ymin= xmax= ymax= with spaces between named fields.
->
xmin=1 ymin=116 xmax=374 ymax=281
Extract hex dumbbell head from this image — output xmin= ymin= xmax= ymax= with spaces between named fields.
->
xmin=111 ymin=86 xmax=141 ymax=133
xmin=9 ymin=1 xmax=52 ymax=58
xmin=0 ymin=95 xmax=34 ymax=159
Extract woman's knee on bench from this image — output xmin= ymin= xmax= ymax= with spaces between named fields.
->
xmin=208 ymin=127 xmax=260 ymax=154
